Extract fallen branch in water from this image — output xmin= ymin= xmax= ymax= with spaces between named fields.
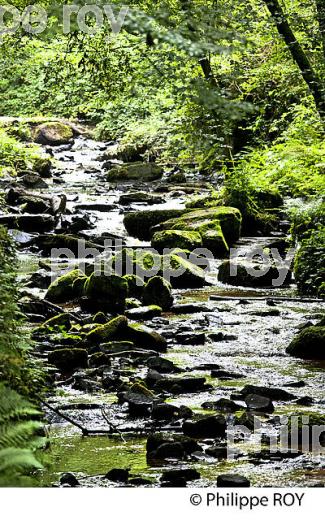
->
xmin=40 ymin=399 xmax=122 ymax=437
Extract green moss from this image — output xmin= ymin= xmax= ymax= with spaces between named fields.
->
xmin=86 ymin=315 xmax=128 ymax=344
xmin=286 ymin=326 xmax=325 ymax=360
xmin=124 ymin=209 xmax=188 ymax=240
xmin=34 ymin=122 xmax=73 ymax=145
xmin=106 ymin=162 xmax=163 ymax=181
xmin=152 ymin=207 xmax=241 ymax=245
xmin=163 ymin=253 xmax=206 ymax=288
xmin=126 ymin=323 xmax=167 ymax=352
xmin=294 ymin=228 xmax=325 ymax=297
xmin=84 ymin=273 xmax=128 ymax=311
xmin=40 ymin=313 xmax=71 ymax=331
xmin=123 ymin=274 xmax=144 ymax=299
xmin=45 ymin=269 xmax=84 ymax=303
xmin=151 ymin=230 xmax=202 ymax=252
xmin=142 ymin=276 xmax=174 ymax=310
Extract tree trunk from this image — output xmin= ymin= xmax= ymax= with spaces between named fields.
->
xmin=315 ymin=0 xmax=325 ymax=59
xmin=263 ymin=0 xmax=325 ymax=122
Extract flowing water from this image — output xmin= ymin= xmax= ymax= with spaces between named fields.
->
xmin=6 ymin=136 xmax=324 ymax=487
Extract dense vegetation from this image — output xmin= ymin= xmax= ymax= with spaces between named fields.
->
xmin=0 ymin=227 xmax=45 ymax=486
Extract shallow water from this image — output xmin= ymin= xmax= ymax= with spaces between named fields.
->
xmin=7 ymin=136 xmax=324 ymax=488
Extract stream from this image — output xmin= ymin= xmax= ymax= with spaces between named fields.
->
xmin=4 ymin=135 xmax=325 ymax=488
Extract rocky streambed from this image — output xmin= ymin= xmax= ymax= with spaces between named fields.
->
xmin=1 ymin=125 xmax=324 ymax=488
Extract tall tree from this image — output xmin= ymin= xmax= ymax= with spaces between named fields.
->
xmin=263 ymin=0 xmax=325 ymax=122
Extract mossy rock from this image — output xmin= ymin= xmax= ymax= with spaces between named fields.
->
xmin=218 ymin=260 xmax=291 ymax=288
xmin=123 ymin=274 xmax=144 ymax=298
xmin=151 ymin=207 xmax=241 ymax=244
xmin=84 ymin=273 xmax=128 ymax=311
xmin=48 ymin=348 xmax=88 ymax=372
xmin=72 ymin=276 xmax=87 ymax=297
xmin=86 ymin=315 xmax=128 ymax=344
xmin=142 ymin=276 xmax=173 ymax=310
xmin=162 ymin=253 xmax=206 ymax=288
xmin=34 ymin=122 xmax=74 ymax=145
xmin=45 ymin=269 xmax=84 ymax=303
xmin=107 ymin=162 xmax=163 ymax=181
xmin=125 ymin=323 xmax=167 ymax=352
xmin=286 ymin=326 xmax=325 ymax=360
xmin=124 ymin=209 xmax=188 ymax=240
xmin=88 ymin=352 xmax=112 ymax=368
xmin=92 ymin=312 xmax=107 ymax=324
xmin=199 ymin=224 xmax=229 ymax=257
xmin=40 ymin=313 xmax=71 ymax=331
xmin=33 ymin=156 xmax=52 ymax=178
xmin=125 ymin=305 xmax=162 ymax=320
xmin=151 ymin=230 xmax=202 ymax=252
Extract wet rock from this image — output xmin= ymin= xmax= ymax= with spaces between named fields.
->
xmin=125 ymin=305 xmax=162 ymax=320
xmin=211 ymin=369 xmax=244 ymax=380
xmin=142 ymin=276 xmax=174 ymax=310
xmin=45 ymin=269 xmax=86 ymax=303
xmin=129 ymin=477 xmax=153 ymax=486
xmin=34 ymin=234 xmax=101 ymax=256
xmin=119 ymin=192 xmax=164 ymax=205
xmin=84 ymin=273 xmax=128 ymax=312
xmin=239 ymin=385 xmax=295 ymax=401
xmin=151 ymin=403 xmax=180 ymax=420
xmin=35 ymin=122 xmax=74 ymax=145
xmin=283 ymin=380 xmax=306 ymax=388
xmin=20 ymin=174 xmax=48 ymax=189
xmin=48 ymin=348 xmax=88 ymax=372
xmin=102 ymin=374 xmax=122 ymax=391
xmin=120 ymin=391 xmax=154 ymax=416
xmin=202 ymin=398 xmax=244 ymax=413
xmin=38 ymin=312 xmax=71 ymax=331
xmin=154 ymin=442 xmax=185 ymax=460
xmin=295 ymin=396 xmax=313 ymax=406
xmin=74 ymin=202 xmax=117 ymax=212
xmin=171 ymin=303 xmax=211 ymax=314
xmin=146 ymin=433 xmax=201 ymax=459
xmin=124 ymin=209 xmax=187 ymax=241
xmin=160 ymin=477 xmax=187 ymax=487
xmin=217 ymin=474 xmax=250 ymax=487
xmin=218 ymin=259 xmax=292 ymax=288
xmin=152 ymin=230 xmax=203 ymax=253
xmin=104 ymin=468 xmax=129 ymax=483
xmin=60 ymin=473 xmax=80 ymax=487
xmin=86 ymin=316 xmax=128 ymax=344
xmin=123 ymin=274 xmax=144 ymax=299
xmin=235 ymin=412 xmax=257 ymax=431
xmin=175 ymin=332 xmax=206 ymax=345
xmin=146 ymin=372 xmax=207 ymax=393
xmin=147 ymin=356 xmax=181 ymax=374
xmin=286 ymin=325 xmax=325 ymax=360
xmin=33 ymin=156 xmax=52 ymax=177
xmin=28 ymin=269 xmax=53 ymax=289
xmin=182 ymin=415 xmax=227 ymax=439
xmin=19 ymin=297 xmax=66 ymax=320
xmin=125 ymin=323 xmax=167 ymax=353
xmin=245 ymin=393 xmax=274 ymax=413
xmin=161 ymin=468 xmax=200 ymax=483
xmin=208 ymin=332 xmax=238 ymax=341
xmin=0 ymin=214 xmax=55 ymax=232
xmin=164 ymin=252 xmax=206 ymax=288
xmin=88 ymin=352 xmax=112 ymax=368
xmin=153 ymin=206 xmax=241 ymax=246
xmin=107 ymin=162 xmax=163 ymax=181
xmin=205 ymin=446 xmax=228 ymax=458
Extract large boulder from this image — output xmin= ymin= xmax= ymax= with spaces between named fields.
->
xmin=124 ymin=209 xmax=188 ymax=240
xmin=34 ymin=122 xmax=74 ymax=145
xmin=151 ymin=230 xmax=202 ymax=253
xmin=45 ymin=269 xmax=86 ymax=303
xmin=142 ymin=276 xmax=173 ymax=310
xmin=152 ymin=207 xmax=242 ymax=245
xmin=163 ymin=253 xmax=206 ymax=288
xmin=106 ymin=162 xmax=163 ymax=181
xmin=218 ymin=259 xmax=292 ymax=288
xmin=286 ymin=326 xmax=325 ymax=360
xmin=84 ymin=273 xmax=128 ymax=312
